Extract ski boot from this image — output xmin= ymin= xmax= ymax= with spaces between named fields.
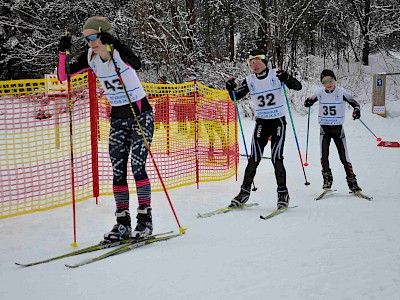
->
xmin=132 ymin=205 xmax=153 ymax=238
xmin=346 ymin=175 xmax=362 ymax=192
xmin=322 ymin=170 xmax=333 ymax=189
xmin=104 ymin=209 xmax=132 ymax=241
xmin=229 ymin=186 xmax=251 ymax=207
xmin=277 ymin=188 xmax=290 ymax=210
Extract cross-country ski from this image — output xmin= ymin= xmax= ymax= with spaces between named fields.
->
xmin=260 ymin=206 xmax=298 ymax=220
xmin=197 ymin=203 xmax=258 ymax=218
xmin=64 ymin=232 xmax=181 ymax=268
xmin=15 ymin=231 xmax=173 ymax=267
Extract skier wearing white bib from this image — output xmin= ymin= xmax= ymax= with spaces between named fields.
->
xmin=226 ymin=49 xmax=302 ymax=210
xmin=57 ymin=16 xmax=154 ymax=241
xmin=304 ymin=69 xmax=362 ymax=192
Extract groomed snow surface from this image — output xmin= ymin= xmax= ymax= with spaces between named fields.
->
xmin=1 ymin=98 xmax=400 ymax=299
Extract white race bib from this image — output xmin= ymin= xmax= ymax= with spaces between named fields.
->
xmin=246 ymin=69 xmax=285 ymax=119
xmin=316 ymin=87 xmax=345 ymax=125
xmin=88 ymin=49 xmax=146 ymax=106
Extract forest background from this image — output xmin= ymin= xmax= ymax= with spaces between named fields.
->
xmin=1 ymin=0 xmax=400 ymax=89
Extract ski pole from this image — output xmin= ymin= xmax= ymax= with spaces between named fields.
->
xmin=106 ymin=44 xmax=187 ymax=235
xmin=231 ymin=90 xmax=249 ymax=156
xmin=231 ymin=88 xmax=258 ymax=191
xmin=358 ymin=119 xmax=382 ymax=142
xmin=64 ymin=29 xmax=78 ymax=248
xmin=304 ymin=107 xmax=311 ymax=166
xmin=282 ymin=83 xmax=310 ymax=186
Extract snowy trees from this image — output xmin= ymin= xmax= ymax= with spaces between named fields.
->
xmin=0 ymin=0 xmax=399 ymax=81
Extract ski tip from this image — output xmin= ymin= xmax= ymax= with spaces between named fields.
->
xmin=65 ymin=264 xmax=78 ymax=268
xmin=15 ymin=262 xmax=26 ymax=267
xmin=354 ymin=191 xmax=373 ymax=200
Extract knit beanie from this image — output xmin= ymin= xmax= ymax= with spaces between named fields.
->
xmin=320 ymin=69 xmax=336 ymax=82
xmin=83 ymin=16 xmax=113 ymax=33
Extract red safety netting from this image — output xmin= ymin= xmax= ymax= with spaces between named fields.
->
xmin=0 ymin=72 xmax=238 ymax=218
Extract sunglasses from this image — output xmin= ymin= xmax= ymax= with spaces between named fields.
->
xmin=247 ymin=54 xmax=266 ymax=65
xmin=322 ymin=78 xmax=335 ymax=85
xmin=83 ymin=33 xmax=100 ymax=42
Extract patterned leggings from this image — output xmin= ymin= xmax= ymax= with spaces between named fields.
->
xmin=109 ymin=110 xmax=154 ymax=211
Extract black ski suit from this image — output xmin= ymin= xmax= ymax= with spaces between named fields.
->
xmin=229 ymin=69 xmax=302 ymax=192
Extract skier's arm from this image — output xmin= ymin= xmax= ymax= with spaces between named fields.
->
xmin=226 ymin=78 xmax=250 ymax=101
xmin=114 ymin=41 xmax=141 ymax=70
xmin=343 ymin=89 xmax=361 ymax=119
xmin=343 ymin=89 xmax=360 ymax=109
xmin=57 ymin=51 xmax=90 ymax=83
xmin=304 ymin=94 xmax=318 ymax=107
xmin=99 ymin=32 xmax=141 ymax=70
xmin=276 ymin=69 xmax=302 ymax=90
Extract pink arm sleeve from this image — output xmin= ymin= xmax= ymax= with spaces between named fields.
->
xmin=57 ymin=53 xmax=67 ymax=82
xmin=57 ymin=52 xmax=90 ymax=83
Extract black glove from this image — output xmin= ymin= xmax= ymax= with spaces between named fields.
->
xmin=99 ymin=31 xmax=115 ymax=46
xmin=226 ymin=77 xmax=236 ymax=91
xmin=353 ymin=107 xmax=361 ymax=120
xmin=59 ymin=36 xmax=71 ymax=52
xmin=276 ymin=69 xmax=289 ymax=82
xmin=304 ymin=98 xmax=314 ymax=107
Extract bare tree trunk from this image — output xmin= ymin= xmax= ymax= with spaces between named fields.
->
xmin=169 ymin=1 xmax=180 ymax=31
xmin=228 ymin=0 xmax=235 ymax=62
xmin=345 ymin=27 xmax=360 ymax=62
xmin=362 ymin=0 xmax=371 ymax=65
xmin=186 ymin=0 xmax=195 ymax=51
xmin=336 ymin=37 xmax=340 ymax=67
xmin=257 ymin=0 xmax=268 ymax=51
xmin=278 ymin=0 xmax=286 ymax=68
xmin=350 ymin=0 xmax=371 ymax=65
xmin=204 ymin=0 xmax=212 ymax=61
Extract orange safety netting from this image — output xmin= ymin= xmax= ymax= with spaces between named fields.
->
xmin=0 ymin=72 xmax=239 ymax=219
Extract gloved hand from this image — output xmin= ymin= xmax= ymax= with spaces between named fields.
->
xmin=353 ymin=107 xmax=361 ymax=120
xmin=276 ymin=69 xmax=289 ymax=82
xmin=226 ymin=77 xmax=236 ymax=91
xmin=99 ymin=31 xmax=115 ymax=45
xmin=304 ymin=98 xmax=314 ymax=107
xmin=59 ymin=36 xmax=71 ymax=52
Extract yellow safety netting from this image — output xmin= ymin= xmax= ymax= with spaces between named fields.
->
xmin=0 ymin=72 xmax=238 ymax=219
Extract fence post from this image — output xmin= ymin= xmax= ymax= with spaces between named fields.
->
xmin=88 ymin=71 xmax=99 ymax=204
xmin=193 ymin=77 xmax=200 ymax=189
xmin=166 ymin=94 xmax=170 ymax=156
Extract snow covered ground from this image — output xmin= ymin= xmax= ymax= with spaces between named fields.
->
xmin=2 ymin=51 xmax=400 ymax=299
xmin=1 ymin=96 xmax=400 ymax=299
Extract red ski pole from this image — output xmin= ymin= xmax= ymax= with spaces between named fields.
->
xmin=106 ymin=44 xmax=187 ymax=235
